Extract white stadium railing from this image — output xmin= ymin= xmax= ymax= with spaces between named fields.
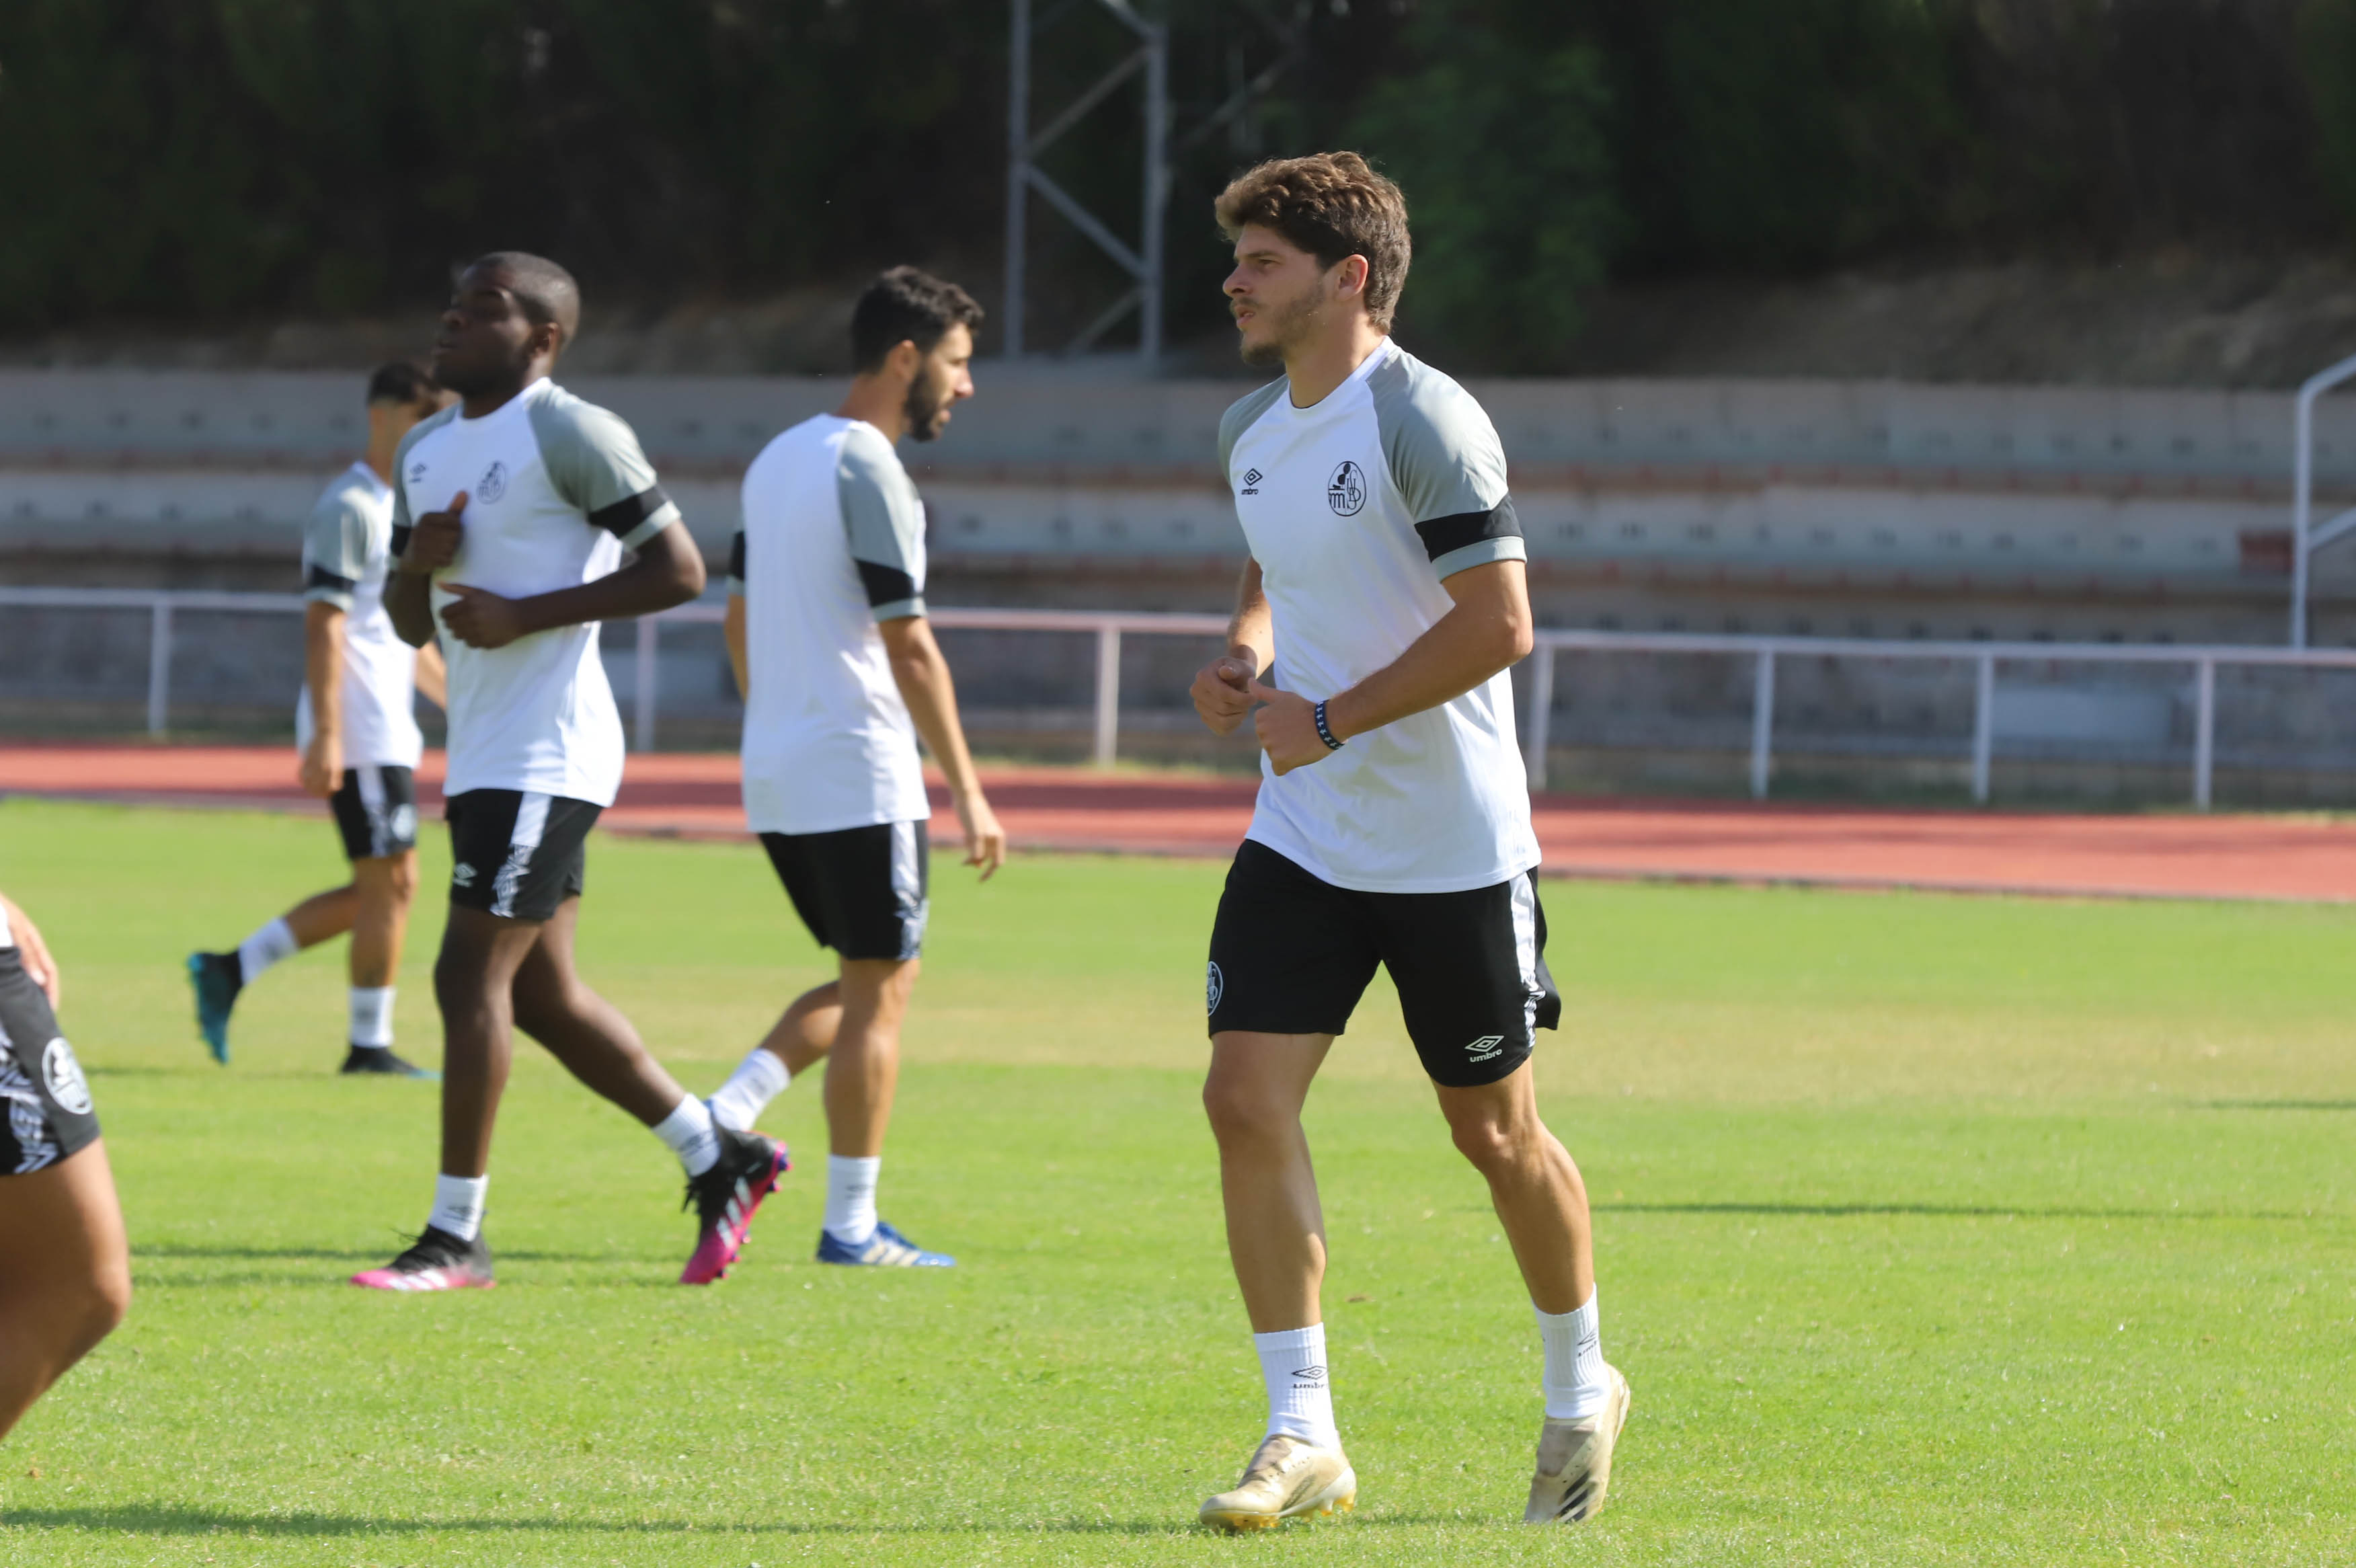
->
xmin=11 ymin=585 xmax=2356 ymax=810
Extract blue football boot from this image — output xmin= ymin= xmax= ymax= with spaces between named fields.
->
xmin=816 ymin=1220 xmax=954 ymax=1267
xmin=186 ymin=951 xmax=240 ymax=1065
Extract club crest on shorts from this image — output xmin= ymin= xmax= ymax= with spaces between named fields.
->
xmin=390 ymin=804 xmax=417 ymax=842
xmin=1206 ymin=961 xmax=1224 ymax=1014
xmin=1466 ymin=1033 xmax=1504 ymax=1062
xmin=476 ymin=460 xmax=508 ymax=504
xmin=41 ymin=1037 xmax=92 ymax=1116
xmin=1326 ymin=461 xmax=1367 ymax=516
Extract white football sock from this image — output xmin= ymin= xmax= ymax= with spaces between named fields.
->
xmin=1537 ymin=1289 xmax=1611 ymax=1420
xmin=652 ymin=1095 xmax=721 ymax=1177
xmin=428 ymin=1173 xmax=487 ymax=1242
xmin=1254 ymin=1324 xmax=1339 ymax=1448
xmin=823 ymin=1154 xmax=880 ymax=1243
xmin=707 ymin=1048 xmax=790 ymax=1132
xmin=349 ymin=986 xmax=395 ymax=1048
xmin=235 ymin=918 xmax=299 ymax=984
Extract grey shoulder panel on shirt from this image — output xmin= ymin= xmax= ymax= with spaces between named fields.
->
xmin=1216 ymin=379 xmax=1289 ymax=477
xmin=387 ymin=405 xmax=461 ymax=545
xmin=302 ymin=473 xmax=375 ymax=609
xmin=1367 ymin=346 xmax=1521 ymax=579
xmin=526 ymin=387 xmax=682 ymax=549
xmin=837 ymin=423 xmax=927 ymax=620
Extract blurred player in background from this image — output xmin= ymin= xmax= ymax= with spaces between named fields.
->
xmin=356 ymin=253 xmax=785 ymax=1292
xmin=707 ymin=267 xmax=1006 ymax=1269
xmin=188 ymin=362 xmax=451 ymax=1076
xmin=1188 ymin=154 xmax=1630 ymax=1530
xmin=0 ymin=890 xmax=129 ymax=1440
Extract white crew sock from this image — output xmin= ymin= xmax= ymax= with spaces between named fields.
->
xmin=1255 ymin=1325 xmax=1339 ymax=1448
xmin=349 ymin=986 xmax=395 ymax=1048
xmin=823 ymin=1154 xmax=881 ymax=1244
xmin=1537 ymin=1290 xmax=1611 ymax=1420
xmin=652 ymin=1095 xmax=721 ymax=1177
xmin=235 ymin=918 xmax=299 ymax=984
xmin=707 ymin=1048 xmax=791 ymax=1132
xmin=428 ymin=1173 xmax=488 ymax=1242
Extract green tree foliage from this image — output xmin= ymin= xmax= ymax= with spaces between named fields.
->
xmin=1347 ymin=3 xmax=1618 ymax=368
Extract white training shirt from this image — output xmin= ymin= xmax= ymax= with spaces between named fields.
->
xmin=1220 ymin=336 xmax=1540 ymax=894
xmin=731 ymin=416 xmax=931 ymax=836
xmin=391 ymin=379 xmax=680 ymax=806
xmin=295 ymin=462 xmax=423 ymax=769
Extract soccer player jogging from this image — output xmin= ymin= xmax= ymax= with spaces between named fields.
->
xmin=705 ymin=268 xmax=1007 ymax=1268
xmin=356 ymin=253 xmax=785 ymax=1292
xmin=188 ymin=362 xmax=452 ymax=1076
xmin=1187 ymin=155 xmax=1630 ymax=1530
xmin=0 ymin=890 xmax=130 ymax=1440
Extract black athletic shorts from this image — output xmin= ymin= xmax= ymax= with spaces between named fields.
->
xmin=446 ymin=789 xmax=601 ymax=922
xmin=1206 ymin=839 xmax=1561 ymax=1089
xmin=0 ymin=947 xmax=100 ymax=1175
xmin=760 ymin=820 xmax=929 ymax=962
xmin=329 ymin=764 xmax=419 ymax=862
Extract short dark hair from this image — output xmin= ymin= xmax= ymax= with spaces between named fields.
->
xmin=1215 ymin=152 xmax=1412 ymax=329
xmin=366 ymin=360 xmax=440 ymax=407
xmin=468 ymin=251 xmax=582 ymax=344
xmin=851 ymin=266 xmax=984 ymax=373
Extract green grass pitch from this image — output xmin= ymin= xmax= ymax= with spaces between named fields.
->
xmin=0 ymin=795 xmax=2351 ymax=1565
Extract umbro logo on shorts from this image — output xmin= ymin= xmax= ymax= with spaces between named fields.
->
xmin=477 ymin=461 xmax=509 ymax=503
xmin=1240 ymin=467 xmax=1262 ymax=496
xmin=1466 ymin=1033 xmax=1505 ymax=1061
xmin=452 ymin=863 xmax=477 ymax=888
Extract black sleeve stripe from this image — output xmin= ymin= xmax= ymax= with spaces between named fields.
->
xmin=1413 ymin=498 xmax=1520 ymax=561
xmin=589 ymin=485 xmax=673 ymax=539
xmin=728 ymin=531 xmax=746 ymax=582
xmin=306 ymin=565 xmax=357 ymax=593
xmin=389 ymin=524 xmax=412 ymax=558
xmin=855 ymin=559 xmax=918 ymax=609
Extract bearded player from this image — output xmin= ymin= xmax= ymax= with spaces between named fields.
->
xmin=1188 ymin=153 xmax=1631 ymax=1530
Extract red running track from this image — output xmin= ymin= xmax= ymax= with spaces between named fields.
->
xmin=6 ymin=742 xmax=2356 ymax=902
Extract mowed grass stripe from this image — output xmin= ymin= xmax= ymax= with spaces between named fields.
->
xmin=0 ymin=797 xmax=2349 ymax=1565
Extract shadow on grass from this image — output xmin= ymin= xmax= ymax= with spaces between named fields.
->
xmin=1602 ymin=1200 xmax=2318 ymax=1222
xmin=0 ymin=1503 xmax=1452 ymax=1538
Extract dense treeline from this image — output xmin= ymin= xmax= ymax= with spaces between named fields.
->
xmin=4 ymin=0 xmax=2355 ymax=366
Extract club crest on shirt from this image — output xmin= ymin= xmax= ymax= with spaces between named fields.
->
xmin=1326 ymin=460 xmax=1367 ymax=516
xmin=477 ymin=461 xmax=509 ymax=504
xmin=42 ymin=1037 xmax=92 ymax=1116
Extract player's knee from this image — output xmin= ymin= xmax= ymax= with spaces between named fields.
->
xmin=1201 ymin=1072 xmax=1290 ymax=1145
xmin=1446 ymin=1109 xmax=1524 ymax=1175
xmin=381 ymin=856 xmax=420 ymax=904
xmin=81 ymin=1257 xmax=130 ymax=1348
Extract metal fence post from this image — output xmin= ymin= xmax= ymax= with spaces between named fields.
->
xmin=2193 ymin=657 xmax=2217 ymax=811
xmin=633 ymin=617 xmax=658 ymax=754
xmin=1522 ymin=643 xmax=1557 ymax=791
xmin=146 ymin=598 xmax=173 ymax=736
xmin=1093 ymin=623 xmax=1122 ymax=767
xmin=1971 ymin=653 xmax=1996 ymax=803
xmin=1749 ymin=649 xmax=1775 ymax=799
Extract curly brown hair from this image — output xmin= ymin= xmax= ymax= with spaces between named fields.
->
xmin=1214 ymin=152 xmax=1411 ymax=329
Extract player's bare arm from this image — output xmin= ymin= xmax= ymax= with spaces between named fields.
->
xmin=386 ymin=493 xmax=464 ymax=647
xmin=414 ymin=639 xmax=448 ymax=709
xmin=722 ymin=592 xmax=749 ymax=699
xmin=299 ymin=600 xmax=348 ymax=798
xmin=1193 ymin=558 xmax=1274 ymax=736
xmin=439 ymin=519 xmax=705 ymax=650
xmin=1251 ymin=559 xmax=1532 ymax=775
xmin=879 ymin=615 xmax=1006 ymax=879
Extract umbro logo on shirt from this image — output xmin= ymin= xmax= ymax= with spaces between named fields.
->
xmin=407 ymin=461 xmax=428 ymax=483
xmin=1240 ymin=467 xmax=1263 ymax=496
xmin=477 ymin=461 xmax=509 ymax=504
xmin=1327 ymin=460 xmax=1367 ymax=516
xmin=1466 ymin=1033 xmax=1505 ymax=1061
